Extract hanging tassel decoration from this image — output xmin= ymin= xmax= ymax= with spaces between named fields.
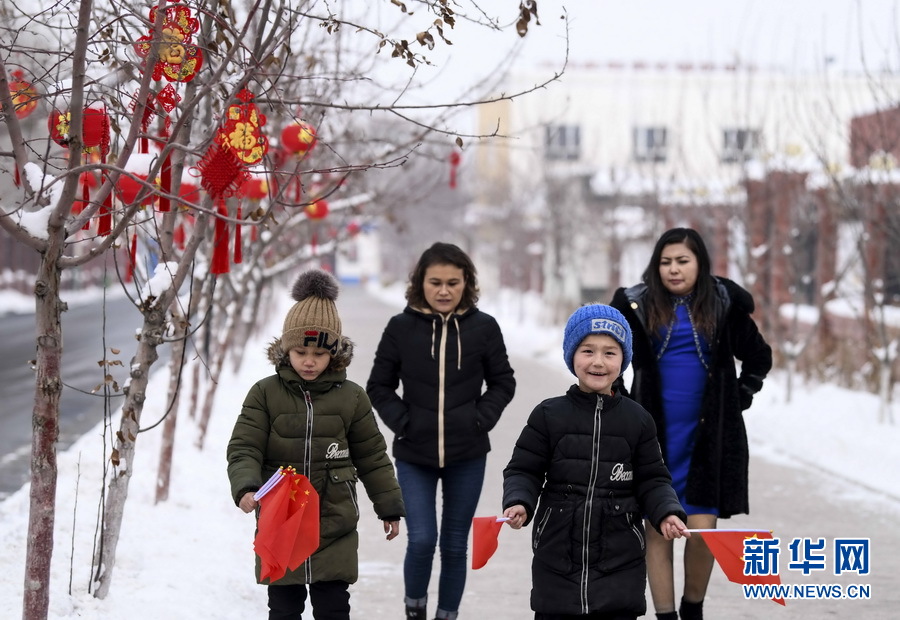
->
xmin=173 ymin=222 xmax=185 ymax=249
xmin=98 ymin=179 xmax=113 ymax=236
xmin=98 ymin=106 xmax=113 ymax=236
xmin=125 ymin=230 xmax=137 ymax=283
xmin=159 ymin=153 xmax=172 ymax=211
xmin=234 ymin=204 xmax=243 ymax=264
xmin=449 ymin=150 xmax=461 ymax=188
xmin=211 ymin=198 xmax=231 ymax=274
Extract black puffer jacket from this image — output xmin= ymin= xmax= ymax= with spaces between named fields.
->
xmin=227 ymin=336 xmax=405 ymax=586
xmin=502 ymin=387 xmax=686 ymax=616
xmin=367 ymin=305 xmax=516 ymax=468
xmin=610 ymin=276 xmax=772 ymax=518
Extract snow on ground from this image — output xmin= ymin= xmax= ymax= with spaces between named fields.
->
xmin=0 ymin=282 xmax=898 ymax=617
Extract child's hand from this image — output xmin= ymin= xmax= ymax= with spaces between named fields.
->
xmin=383 ymin=520 xmax=400 ymax=541
xmin=660 ymin=515 xmax=690 ymax=540
xmin=503 ymin=505 xmax=527 ymax=530
xmin=239 ymin=492 xmax=258 ymax=514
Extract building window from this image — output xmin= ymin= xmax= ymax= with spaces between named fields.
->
xmin=544 ymin=125 xmax=581 ymax=161
xmin=721 ymin=128 xmax=761 ymax=163
xmin=633 ymin=126 xmax=668 ymax=162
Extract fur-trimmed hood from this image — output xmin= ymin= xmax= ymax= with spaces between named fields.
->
xmin=266 ymin=335 xmax=355 ymax=373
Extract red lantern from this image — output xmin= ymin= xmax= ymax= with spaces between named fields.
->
xmin=281 ymin=121 xmax=317 ymax=155
xmin=346 ymin=221 xmax=362 ymax=237
xmin=48 ymin=105 xmax=109 ymax=151
xmin=305 ymin=199 xmax=329 ymax=220
xmin=239 ymin=175 xmax=270 ymax=201
xmin=179 ymin=181 xmax=200 ymax=208
xmin=6 ymin=71 xmax=38 ymax=119
xmin=116 ymin=174 xmax=151 ymax=206
xmin=82 ymin=106 xmax=107 ymax=148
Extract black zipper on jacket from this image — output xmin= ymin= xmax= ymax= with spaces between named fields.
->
xmin=580 ymin=395 xmax=603 ymax=613
xmin=437 ymin=316 xmax=448 ymax=467
xmin=302 ymin=388 xmax=314 ymax=583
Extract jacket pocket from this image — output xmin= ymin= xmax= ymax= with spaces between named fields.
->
xmin=531 ymin=500 xmax=575 ymax=574
xmin=320 ymin=466 xmax=359 ymax=539
xmin=597 ymin=497 xmax=644 ymax=573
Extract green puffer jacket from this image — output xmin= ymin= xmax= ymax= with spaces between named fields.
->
xmin=227 ymin=336 xmax=405 ymax=586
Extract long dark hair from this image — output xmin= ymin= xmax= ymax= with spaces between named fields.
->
xmin=641 ymin=227 xmax=717 ymax=339
xmin=405 ymin=242 xmax=480 ymax=310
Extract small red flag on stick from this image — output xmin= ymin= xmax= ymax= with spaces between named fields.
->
xmin=693 ymin=529 xmax=785 ymax=606
xmin=471 ymin=516 xmax=506 ymax=569
xmin=254 ymin=467 xmax=320 ymax=583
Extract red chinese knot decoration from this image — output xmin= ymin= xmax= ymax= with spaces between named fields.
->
xmin=196 ymin=88 xmax=269 ymax=275
xmin=134 ymin=5 xmax=203 ymax=82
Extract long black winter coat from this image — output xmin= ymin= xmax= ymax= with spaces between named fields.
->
xmin=227 ymin=336 xmax=405 ymax=586
xmin=502 ymin=387 xmax=686 ymax=616
xmin=610 ymin=276 xmax=772 ymax=518
xmin=366 ymin=305 xmax=515 ymax=468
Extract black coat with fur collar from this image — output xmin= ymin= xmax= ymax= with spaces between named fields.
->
xmin=610 ymin=277 xmax=772 ymax=518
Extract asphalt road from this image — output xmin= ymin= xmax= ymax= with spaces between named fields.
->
xmin=0 ymin=295 xmax=142 ymax=499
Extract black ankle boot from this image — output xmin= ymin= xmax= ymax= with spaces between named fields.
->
xmin=679 ymin=598 xmax=704 ymax=620
xmin=405 ymin=606 xmax=427 ymax=620
xmin=656 ymin=612 xmax=678 ymax=620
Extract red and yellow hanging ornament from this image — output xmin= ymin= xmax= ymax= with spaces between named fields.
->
xmin=48 ymin=103 xmax=113 ymax=234
xmin=134 ymin=5 xmax=203 ymax=83
xmin=5 ymin=70 xmax=38 ymax=119
xmin=196 ymin=88 xmax=269 ymax=274
xmin=281 ymin=120 xmax=317 ymax=157
xmin=305 ymin=198 xmax=329 ymax=220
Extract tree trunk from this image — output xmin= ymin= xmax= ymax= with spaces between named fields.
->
xmin=23 ymin=250 xmax=65 ymax=620
xmin=154 ymin=305 xmax=188 ymax=504
xmin=92 ymin=303 xmax=166 ymax=598
xmin=196 ymin=300 xmax=238 ymax=450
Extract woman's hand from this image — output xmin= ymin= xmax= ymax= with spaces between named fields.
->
xmin=383 ymin=519 xmax=400 ymax=540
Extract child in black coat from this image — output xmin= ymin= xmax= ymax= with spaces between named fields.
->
xmin=502 ymin=304 xmax=689 ymax=620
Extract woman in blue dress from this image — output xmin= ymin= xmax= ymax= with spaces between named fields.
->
xmin=610 ymin=228 xmax=772 ymax=620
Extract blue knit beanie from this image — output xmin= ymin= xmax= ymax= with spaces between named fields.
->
xmin=562 ymin=304 xmax=633 ymax=376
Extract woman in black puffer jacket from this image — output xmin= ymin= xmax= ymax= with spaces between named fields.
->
xmin=367 ymin=242 xmax=516 ymax=620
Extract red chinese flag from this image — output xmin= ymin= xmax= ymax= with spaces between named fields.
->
xmin=254 ymin=472 xmax=320 ymax=583
xmin=471 ymin=516 xmax=503 ymax=569
xmin=697 ymin=530 xmax=785 ymax=606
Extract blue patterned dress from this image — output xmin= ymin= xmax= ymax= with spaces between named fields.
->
xmin=653 ymin=298 xmax=718 ymax=516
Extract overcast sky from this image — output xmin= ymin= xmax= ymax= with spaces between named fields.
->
xmin=517 ymin=0 xmax=900 ymax=72
xmin=367 ymin=1 xmax=900 ymax=108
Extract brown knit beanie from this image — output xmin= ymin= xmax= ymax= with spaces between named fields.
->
xmin=282 ymin=269 xmax=342 ymax=355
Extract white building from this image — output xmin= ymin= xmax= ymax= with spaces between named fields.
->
xmin=470 ymin=61 xmax=900 ymax=316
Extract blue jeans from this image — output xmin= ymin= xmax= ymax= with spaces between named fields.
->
xmin=396 ymin=456 xmax=486 ymax=615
